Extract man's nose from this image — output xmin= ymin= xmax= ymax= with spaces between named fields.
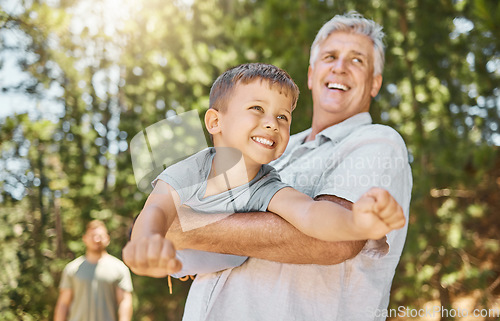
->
xmin=331 ymin=58 xmax=347 ymax=73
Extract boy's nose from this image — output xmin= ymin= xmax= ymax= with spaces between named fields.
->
xmin=263 ymin=117 xmax=278 ymax=131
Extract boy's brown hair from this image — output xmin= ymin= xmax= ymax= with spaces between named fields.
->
xmin=209 ymin=63 xmax=299 ymax=113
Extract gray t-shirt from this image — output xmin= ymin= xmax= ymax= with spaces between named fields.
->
xmin=59 ymin=254 xmax=133 ymax=321
xmin=154 ymin=147 xmax=288 ymax=277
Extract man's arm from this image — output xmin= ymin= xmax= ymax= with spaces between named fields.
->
xmin=166 ymin=194 xmax=366 ymax=265
xmin=53 ymin=288 xmax=73 ymax=321
xmin=116 ymin=288 xmax=133 ymax=321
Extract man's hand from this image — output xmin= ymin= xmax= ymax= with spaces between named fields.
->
xmin=122 ymin=234 xmax=182 ymax=277
xmin=352 ymin=187 xmax=405 ymax=240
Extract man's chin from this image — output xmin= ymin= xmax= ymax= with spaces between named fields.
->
xmin=89 ymin=246 xmax=106 ymax=252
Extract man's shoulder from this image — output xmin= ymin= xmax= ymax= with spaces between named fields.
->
xmin=100 ymin=255 xmax=133 ymax=287
xmin=63 ymin=255 xmax=86 ymax=274
xmin=356 ymin=122 xmax=402 ymax=137
xmin=349 ymin=123 xmax=407 ymax=148
xmin=67 ymin=255 xmax=86 ymax=265
xmin=101 ymin=254 xmax=128 ymax=268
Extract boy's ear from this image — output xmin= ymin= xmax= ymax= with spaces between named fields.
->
xmin=205 ymin=109 xmax=221 ymax=135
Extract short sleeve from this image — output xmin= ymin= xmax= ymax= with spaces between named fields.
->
xmin=58 ymin=265 xmax=72 ymax=289
xmin=117 ymin=262 xmax=134 ymax=292
xmin=316 ymin=131 xmax=410 ymax=204
xmin=247 ymin=165 xmax=290 ymax=212
xmin=316 ymin=126 xmax=412 ymax=259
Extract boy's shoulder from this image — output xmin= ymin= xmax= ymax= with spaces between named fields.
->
xmin=158 ymin=147 xmax=214 ymax=181
xmin=153 ymin=148 xmax=215 ymax=199
xmin=168 ymin=147 xmax=214 ymax=169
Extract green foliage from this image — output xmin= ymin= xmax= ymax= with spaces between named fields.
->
xmin=0 ymin=0 xmax=499 ymax=319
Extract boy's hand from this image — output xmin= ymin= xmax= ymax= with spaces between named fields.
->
xmin=122 ymin=234 xmax=182 ymax=278
xmin=366 ymin=187 xmax=405 ymax=230
xmin=352 ymin=187 xmax=405 ymax=240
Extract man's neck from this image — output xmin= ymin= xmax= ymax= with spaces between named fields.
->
xmin=308 ymin=112 xmax=365 ymax=142
xmin=85 ymin=250 xmax=107 ymax=264
xmin=307 ymin=119 xmax=339 ymax=142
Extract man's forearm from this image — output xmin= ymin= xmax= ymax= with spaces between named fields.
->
xmin=117 ymin=291 xmax=133 ymax=321
xmin=166 ymin=195 xmax=366 ymax=265
xmin=54 ymin=290 xmax=72 ymax=321
xmin=53 ymin=305 xmax=68 ymax=321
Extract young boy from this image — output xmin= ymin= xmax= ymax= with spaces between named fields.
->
xmin=123 ymin=63 xmax=405 ymax=279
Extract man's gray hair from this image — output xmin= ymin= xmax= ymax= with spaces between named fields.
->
xmin=309 ymin=11 xmax=385 ymax=75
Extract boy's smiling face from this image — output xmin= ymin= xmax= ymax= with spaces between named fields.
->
xmin=207 ymin=80 xmax=293 ymax=166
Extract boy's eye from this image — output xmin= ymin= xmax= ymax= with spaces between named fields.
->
xmin=277 ymin=115 xmax=288 ymax=121
xmin=250 ymin=106 xmax=264 ymax=112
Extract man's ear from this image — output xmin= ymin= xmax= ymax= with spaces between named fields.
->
xmin=371 ymin=74 xmax=383 ymax=98
xmin=102 ymin=234 xmax=110 ymax=248
xmin=307 ymin=65 xmax=313 ymax=90
xmin=205 ymin=109 xmax=221 ymax=135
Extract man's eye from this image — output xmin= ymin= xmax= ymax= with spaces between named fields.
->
xmin=353 ymin=57 xmax=363 ymax=63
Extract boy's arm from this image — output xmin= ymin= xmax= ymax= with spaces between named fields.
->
xmin=122 ymin=180 xmax=182 ymax=277
xmin=166 ymin=194 xmax=366 ymax=265
xmin=268 ymin=187 xmax=405 ymax=242
xmin=267 ymin=187 xmax=360 ymax=241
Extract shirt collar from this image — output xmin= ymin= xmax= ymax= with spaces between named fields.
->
xmin=273 ymin=113 xmax=373 ymax=168
xmin=314 ymin=112 xmax=373 ymax=144
xmin=284 ymin=112 xmax=373 ymax=155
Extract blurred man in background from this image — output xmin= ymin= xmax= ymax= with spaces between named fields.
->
xmin=54 ymin=220 xmax=133 ymax=321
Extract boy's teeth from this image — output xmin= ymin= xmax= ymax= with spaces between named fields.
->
xmin=327 ymin=83 xmax=348 ymax=91
xmin=252 ymin=137 xmax=274 ymax=146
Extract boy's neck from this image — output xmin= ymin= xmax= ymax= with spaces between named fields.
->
xmin=206 ymin=147 xmax=261 ymax=196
